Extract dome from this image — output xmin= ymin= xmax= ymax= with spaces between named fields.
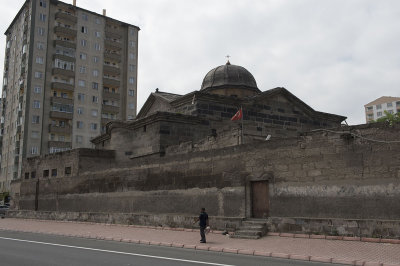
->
xmin=200 ymin=61 xmax=259 ymax=96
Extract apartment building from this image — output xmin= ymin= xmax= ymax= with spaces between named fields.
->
xmin=0 ymin=0 xmax=139 ymax=192
xmin=364 ymin=96 xmax=400 ymax=123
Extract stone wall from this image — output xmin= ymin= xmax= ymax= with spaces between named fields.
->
xmin=15 ymin=123 xmax=400 ymax=235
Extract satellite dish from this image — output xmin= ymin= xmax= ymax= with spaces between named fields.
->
xmin=265 ymin=135 xmax=271 ymax=141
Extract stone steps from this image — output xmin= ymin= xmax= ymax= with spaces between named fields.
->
xmin=231 ymin=219 xmax=268 ymax=239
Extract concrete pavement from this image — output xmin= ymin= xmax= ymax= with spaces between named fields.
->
xmin=0 ymin=218 xmax=399 ymax=266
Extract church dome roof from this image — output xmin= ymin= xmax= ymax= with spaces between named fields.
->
xmin=200 ymin=61 xmax=259 ymax=93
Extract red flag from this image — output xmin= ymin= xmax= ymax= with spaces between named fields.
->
xmin=231 ymin=108 xmax=243 ymax=121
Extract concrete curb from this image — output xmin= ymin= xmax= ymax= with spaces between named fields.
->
xmin=268 ymin=232 xmax=400 ymax=245
xmin=1 ymin=227 xmax=400 ymax=266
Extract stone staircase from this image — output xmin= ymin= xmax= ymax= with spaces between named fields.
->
xmin=231 ymin=219 xmax=268 ymax=239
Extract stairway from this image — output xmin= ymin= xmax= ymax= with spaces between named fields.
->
xmin=231 ymin=219 xmax=268 ymax=239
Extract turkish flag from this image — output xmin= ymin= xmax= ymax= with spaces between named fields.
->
xmin=231 ymin=108 xmax=243 ymax=121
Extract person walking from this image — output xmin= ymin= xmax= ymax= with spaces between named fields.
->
xmin=195 ymin=207 xmax=209 ymax=243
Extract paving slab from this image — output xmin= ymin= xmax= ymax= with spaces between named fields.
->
xmin=1 ymin=218 xmax=400 ymax=265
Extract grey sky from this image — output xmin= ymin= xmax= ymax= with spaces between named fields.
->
xmin=1 ymin=0 xmax=399 ymax=125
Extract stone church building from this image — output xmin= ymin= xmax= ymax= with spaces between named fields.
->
xmin=11 ymin=62 xmax=400 ymax=238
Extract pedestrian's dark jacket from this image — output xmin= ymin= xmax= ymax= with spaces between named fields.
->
xmin=199 ymin=212 xmax=208 ymax=227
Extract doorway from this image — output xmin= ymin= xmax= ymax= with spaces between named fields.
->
xmin=251 ymin=181 xmax=269 ymax=218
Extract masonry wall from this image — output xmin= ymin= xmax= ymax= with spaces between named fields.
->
xmin=16 ymin=123 xmax=400 ymax=233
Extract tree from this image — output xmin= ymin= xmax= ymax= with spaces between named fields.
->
xmin=374 ymin=110 xmax=400 ymax=126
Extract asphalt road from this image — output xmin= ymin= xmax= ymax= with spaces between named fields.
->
xmin=0 ymin=230 xmax=340 ymax=266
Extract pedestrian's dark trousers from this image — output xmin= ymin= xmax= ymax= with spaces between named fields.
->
xmin=200 ymin=226 xmax=206 ymax=242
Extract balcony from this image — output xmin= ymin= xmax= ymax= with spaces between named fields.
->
xmin=16 ymin=125 xmax=21 ymax=133
xmin=105 ymin=29 xmax=122 ymax=39
xmin=51 ymin=82 xmax=74 ymax=91
xmin=53 ymin=53 xmax=75 ymax=63
xmin=103 ymin=91 xmax=120 ymax=100
xmin=50 ymin=111 xmax=73 ymax=120
xmin=103 ymin=65 xmax=120 ymax=76
xmin=54 ymin=26 xmax=77 ymax=38
xmin=102 ymin=104 xmax=119 ymax=113
xmin=49 ymin=124 xmax=72 ymax=134
xmin=104 ymin=53 xmax=121 ymax=63
xmin=53 ymin=40 xmax=76 ymax=49
xmin=48 ymin=141 xmax=72 ymax=149
xmin=51 ymin=96 xmax=73 ymax=105
xmin=55 ymin=12 xmax=77 ymax=24
xmin=101 ymin=117 xmax=116 ymax=125
xmin=103 ymin=77 xmax=120 ymax=87
xmin=105 ymin=39 xmax=122 ymax=50
xmin=52 ymin=68 xmax=75 ymax=78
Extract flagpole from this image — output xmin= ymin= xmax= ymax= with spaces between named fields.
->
xmin=241 ymin=106 xmax=244 ymax=145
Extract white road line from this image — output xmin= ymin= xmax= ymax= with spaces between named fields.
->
xmin=0 ymin=236 xmax=235 ymax=266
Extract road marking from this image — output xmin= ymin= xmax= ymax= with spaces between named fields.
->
xmin=0 ymin=236 xmax=235 ymax=266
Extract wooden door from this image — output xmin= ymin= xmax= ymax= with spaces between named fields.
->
xmin=251 ymin=181 xmax=269 ymax=218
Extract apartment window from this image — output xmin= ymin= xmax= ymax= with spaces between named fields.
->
xmin=94 ymin=31 xmax=101 ymax=38
xmin=31 ymin=171 xmax=36 ymax=179
xmin=93 ymin=70 xmax=99 ymax=77
xmin=387 ymin=102 xmax=393 ymax=107
xmin=51 ymin=169 xmax=57 ymax=177
xmin=129 ymin=77 xmax=135 ymax=84
xmin=366 ymin=106 xmax=373 ymax=111
xmin=36 ymin=57 xmax=44 ymax=64
xmin=31 ymin=131 xmax=39 ymax=139
xmin=82 ymin=13 xmax=88 ymax=21
xmin=388 ymin=110 xmax=394 ymax=114
xmin=129 ymin=64 xmax=135 ymax=72
xmin=90 ymin=123 xmax=97 ymax=130
xmin=94 ymin=43 xmax=101 ymax=51
xmin=32 ymin=115 xmax=40 ymax=124
xmin=34 ymin=71 xmax=43 ymax=78
xmin=128 ymin=90 xmax=134 ymax=96
xmin=50 ymin=133 xmax=55 ymax=140
xmin=77 ymin=93 xmax=85 ymax=102
xmin=93 ymin=56 xmax=99 ymax=63
xmin=39 ymin=13 xmax=46 ymax=22
xmin=376 ymin=104 xmax=382 ymax=109
xmin=79 ymin=66 xmax=86 ymax=74
xmin=30 ymin=146 xmax=38 ymax=155
xmin=130 ymin=41 xmax=135 ymax=48
xmin=25 ymin=172 xmax=29 ymax=179
xmin=377 ymin=111 xmax=382 ymax=117
xmin=34 ymin=86 xmax=42 ymax=93
xmin=76 ymin=135 xmax=83 ymax=143
xmin=38 ymin=27 xmax=45 ymax=35
xmin=129 ymin=53 xmax=135 ymax=60
xmin=129 ymin=103 xmax=134 ymax=109
xmin=95 ymin=18 xmax=101 ymax=24
xmin=39 ymin=0 xmax=46 ymax=7
xmin=37 ymin=42 xmax=44 ymax=50
xmin=79 ymin=53 xmax=87 ymax=60
xmin=76 ymin=121 xmax=84 ymax=129
xmin=92 ymin=82 xmax=99 ymax=90
xmin=43 ymin=169 xmax=49 ymax=178
xmin=81 ymin=26 xmax=88 ymax=34
xmin=33 ymin=100 xmax=40 ymax=109
xmin=130 ymin=28 xmax=135 ymax=35
xmin=128 ymin=115 xmax=133 ymax=120
xmin=77 ymin=107 xmax=84 ymax=114
xmin=91 ymin=109 xmax=98 ymax=117
xmin=58 ymin=135 xmax=65 ymax=141
xmin=78 ymin=80 xmax=85 ymax=87
xmin=92 ymin=96 xmax=98 ymax=103
xmin=80 ymin=39 xmax=87 ymax=47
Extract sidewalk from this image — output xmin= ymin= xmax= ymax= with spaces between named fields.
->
xmin=1 ymin=218 xmax=399 ymax=266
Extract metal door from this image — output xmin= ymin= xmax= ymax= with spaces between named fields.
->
xmin=251 ymin=181 xmax=269 ymax=218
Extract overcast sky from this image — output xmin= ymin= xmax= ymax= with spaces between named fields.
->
xmin=1 ymin=0 xmax=399 ymax=125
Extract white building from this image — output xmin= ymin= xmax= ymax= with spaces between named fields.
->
xmin=364 ymin=96 xmax=400 ymax=123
